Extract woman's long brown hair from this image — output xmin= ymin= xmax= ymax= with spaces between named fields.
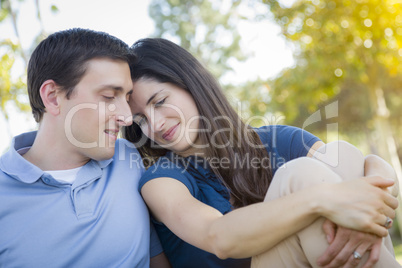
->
xmin=124 ymin=38 xmax=272 ymax=208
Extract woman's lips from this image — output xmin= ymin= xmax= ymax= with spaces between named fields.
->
xmin=162 ymin=123 xmax=180 ymax=141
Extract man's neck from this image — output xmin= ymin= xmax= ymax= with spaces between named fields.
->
xmin=22 ymin=127 xmax=89 ymax=171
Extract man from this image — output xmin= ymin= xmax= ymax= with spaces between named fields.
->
xmin=0 ymin=28 xmax=170 ymax=267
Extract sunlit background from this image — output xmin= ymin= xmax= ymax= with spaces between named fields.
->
xmin=1 ymin=0 xmax=402 ymax=255
xmin=0 ymin=0 xmax=295 ymax=153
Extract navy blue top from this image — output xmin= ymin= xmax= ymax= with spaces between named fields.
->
xmin=139 ymin=125 xmax=320 ymax=268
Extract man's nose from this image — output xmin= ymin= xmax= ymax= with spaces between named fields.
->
xmin=116 ymin=99 xmax=133 ymax=126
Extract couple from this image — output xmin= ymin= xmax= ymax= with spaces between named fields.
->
xmin=0 ymin=28 xmax=399 ymax=268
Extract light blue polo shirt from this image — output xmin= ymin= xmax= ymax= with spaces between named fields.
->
xmin=0 ymin=131 xmax=162 ymax=267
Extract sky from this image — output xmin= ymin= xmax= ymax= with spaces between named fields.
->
xmin=0 ymin=0 xmax=295 ymax=153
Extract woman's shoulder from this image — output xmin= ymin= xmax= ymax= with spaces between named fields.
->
xmin=142 ymin=156 xmax=187 ymax=179
xmin=255 ymin=124 xmax=301 ymax=134
xmin=139 ymin=155 xmax=199 ymax=195
xmin=254 ymin=124 xmax=304 ymax=143
xmin=255 ymin=124 xmax=320 ymax=161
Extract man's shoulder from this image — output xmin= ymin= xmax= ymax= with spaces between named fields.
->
xmin=115 ymin=138 xmax=135 ymax=147
xmin=109 ymin=139 xmax=144 ymax=173
xmin=114 ymin=139 xmax=141 ymax=157
xmin=0 ymin=161 xmax=27 ymax=196
xmin=0 ymin=138 xmax=42 ymax=184
xmin=0 ymin=168 xmax=10 ymax=182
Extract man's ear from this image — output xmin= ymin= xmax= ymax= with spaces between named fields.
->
xmin=39 ymin=80 xmax=61 ymax=116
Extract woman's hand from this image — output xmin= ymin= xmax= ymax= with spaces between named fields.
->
xmin=316 ymin=156 xmax=398 ymax=268
xmin=317 ymin=176 xmax=397 ymax=237
xmin=317 ymin=219 xmax=383 ymax=268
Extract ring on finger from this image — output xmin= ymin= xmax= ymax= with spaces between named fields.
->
xmin=353 ymin=251 xmax=362 ymax=260
xmin=384 ymin=216 xmax=392 ymax=228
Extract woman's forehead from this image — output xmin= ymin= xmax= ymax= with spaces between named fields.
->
xmin=130 ymin=80 xmax=161 ymax=111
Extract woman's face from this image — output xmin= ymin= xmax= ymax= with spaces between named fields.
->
xmin=129 ymin=78 xmax=201 ymax=157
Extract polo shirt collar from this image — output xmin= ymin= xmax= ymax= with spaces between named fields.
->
xmin=0 ymin=131 xmax=43 ymax=184
xmin=0 ymin=131 xmax=114 ymax=184
xmin=98 ymin=158 xmax=113 ymax=168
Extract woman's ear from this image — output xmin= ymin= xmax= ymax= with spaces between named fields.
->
xmin=39 ymin=80 xmax=61 ymax=116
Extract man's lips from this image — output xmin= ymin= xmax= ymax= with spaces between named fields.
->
xmin=104 ymin=129 xmax=119 ymax=139
xmin=162 ymin=123 xmax=179 ymax=141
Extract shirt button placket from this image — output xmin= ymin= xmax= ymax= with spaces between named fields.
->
xmin=43 ymin=176 xmax=50 ymax=184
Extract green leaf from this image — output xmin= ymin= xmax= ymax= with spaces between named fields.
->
xmin=50 ymin=4 xmax=58 ymax=13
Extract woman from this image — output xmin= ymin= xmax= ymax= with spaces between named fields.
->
xmin=124 ymin=38 xmax=400 ymax=268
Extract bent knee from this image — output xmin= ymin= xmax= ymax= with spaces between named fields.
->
xmin=312 ymin=141 xmax=365 ymax=180
xmin=313 ymin=141 xmax=364 ymax=166
xmin=273 ymin=157 xmax=341 ymax=193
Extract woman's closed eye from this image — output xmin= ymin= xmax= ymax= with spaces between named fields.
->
xmin=155 ymin=97 xmax=167 ymax=107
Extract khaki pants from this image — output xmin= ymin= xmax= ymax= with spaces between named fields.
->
xmin=251 ymin=141 xmax=400 ymax=268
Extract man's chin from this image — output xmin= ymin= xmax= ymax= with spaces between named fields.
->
xmin=90 ymin=147 xmax=116 ymax=161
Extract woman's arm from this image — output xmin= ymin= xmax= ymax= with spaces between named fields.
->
xmin=141 ymin=173 xmax=396 ymax=259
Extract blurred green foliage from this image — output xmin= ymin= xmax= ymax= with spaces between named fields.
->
xmin=264 ymin=0 xmax=402 ymax=147
xmin=149 ymin=0 xmax=248 ymax=78
xmin=0 ymin=39 xmax=28 ymax=118
xmin=0 ymin=0 xmax=29 ymax=119
xmin=0 ymin=0 xmax=56 ymax=122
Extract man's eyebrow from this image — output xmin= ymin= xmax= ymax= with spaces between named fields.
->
xmin=146 ymin=89 xmax=164 ymax=105
xmin=99 ymin=85 xmax=123 ymax=91
xmin=99 ymin=85 xmax=132 ymax=94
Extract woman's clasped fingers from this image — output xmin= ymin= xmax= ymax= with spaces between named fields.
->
xmin=363 ymin=176 xmax=398 ymax=210
xmin=381 ymin=189 xmax=399 ymax=210
xmin=370 ymin=203 xmax=395 ymax=236
xmin=335 ymin=232 xmax=381 ymax=268
xmin=384 ymin=216 xmax=393 ymax=229
xmin=361 ymin=239 xmax=382 ymax=268
xmin=344 ymin=241 xmax=378 ymax=268
xmin=373 ymin=208 xmax=394 ymax=229
xmin=323 ymin=177 xmax=397 ymax=237
xmin=358 ymin=177 xmax=398 ymax=236
xmin=318 ymin=223 xmax=382 ymax=268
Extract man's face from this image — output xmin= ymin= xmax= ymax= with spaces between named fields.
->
xmin=59 ymin=58 xmax=133 ymax=161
